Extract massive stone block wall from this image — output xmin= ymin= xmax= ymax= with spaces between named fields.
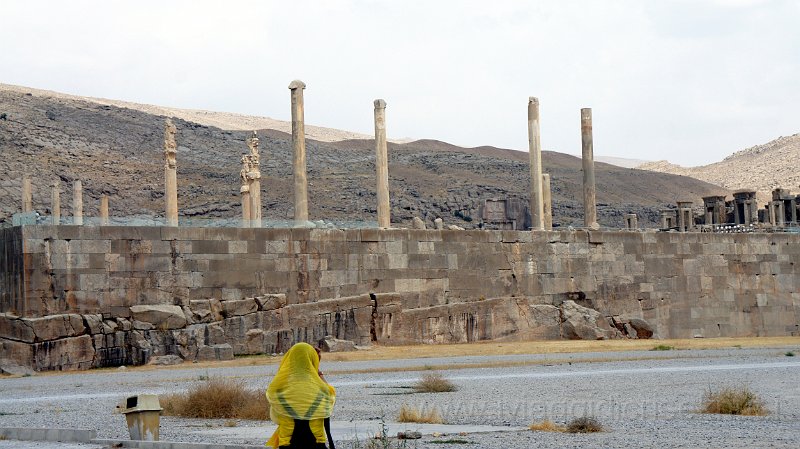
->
xmin=1 ymin=225 xmax=799 ymax=370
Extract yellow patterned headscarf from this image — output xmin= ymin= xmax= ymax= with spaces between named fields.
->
xmin=267 ymin=342 xmax=336 ymax=422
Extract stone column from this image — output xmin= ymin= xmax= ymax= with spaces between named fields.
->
xmin=246 ymin=132 xmax=262 ymax=228
xmin=241 ymin=188 xmax=251 ymax=227
xmin=100 ymin=195 xmax=109 ymax=225
xmin=51 ymin=181 xmax=60 ymax=225
xmin=164 ymin=118 xmax=179 ymax=226
xmin=542 ymin=173 xmax=553 ymax=231
xmin=21 ymin=175 xmax=33 ymax=213
xmin=289 ymin=80 xmax=308 ymax=223
xmin=73 ymin=180 xmax=83 ymax=226
xmin=581 ymin=108 xmax=598 ymax=229
xmin=374 ymin=99 xmax=391 ymax=228
xmin=240 ymin=156 xmax=251 ymax=227
xmin=768 ymin=202 xmax=776 ymax=226
xmin=528 ymin=97 xmax=544 ymax=230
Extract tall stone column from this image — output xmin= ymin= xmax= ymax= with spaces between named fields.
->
xmin=73 ymin=180 xmax=83 ymax=226
xmin=240 ymin=155 xmax=252 ymax=227
xmin=21 ymin=175 xmax=33 ymax=213
xmin=528 ymin=97 xmax=544 ymax=230
xmin=164 ymin=118 xmax=178 ymax=227
xmin=100 ymin=195 xmax=109 ymax=225
xmin=581 ymin=108 xmax=598 ymax=229
xmin=245 ymin=132 xmax=262 ymax=228
xmin=289 ymin=80 xmax=308 ymax=223
xmin=374 ymin=99 xmax=390 ymax=228
xmin=51 ymin=181 xmax=60 ymax=225
xmin=542 ymin=173 xmax=553 ymax=230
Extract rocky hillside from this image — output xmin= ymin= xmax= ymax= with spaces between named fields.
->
xmin=639 ymin=133 xmax=800 ymax=204
xmin=0 ymin=84 xmax=728 ymax=229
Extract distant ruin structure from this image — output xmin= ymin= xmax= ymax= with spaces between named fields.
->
xmin=374 ymin=99 xmax=390 ymax=228
xmin=702 ymin=195 xmax=726 ymax=226
xmin=528 ymin=97 xmax=544 ymax=230
xmin=732 ymin=190 xmax=757 ymax=226
xmin=769 ymin=188 xmax=797 ymax=227
xmin=581 ymin=108 xmax=598 ymax=229
xmin=164 ymin=118 xmax=178 ymax=227
xmin=660 ymin=209 xmax=677 ymax=229
xmin=677 ymin=201 xmax=694 ymax=232
xmin=480 ymin=198 xmax=530 ymax=230
xmin=624 ymin=213 xmax=638 ymax=230
xmin=289 ymin=80 xmax=308 ymax=223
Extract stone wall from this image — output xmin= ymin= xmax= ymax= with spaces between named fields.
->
xmin=1 ymin=225 xmax=799 ymax=371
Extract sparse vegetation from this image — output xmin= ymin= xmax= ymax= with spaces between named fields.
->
xmin=413 ymin=372 xmax=458 ymax=393
xmin=160 ymin=377 xmax=269 ymax=420
xmin=565 ymin=416 xmax=604 ymax=433
xmin=223 ymin=419 xmax=238 ymax=427
xmin=347 ymin=417 xmax=415 ymax=449
xmin=651 ymin=344 xmax=675 ymax=351
xmin=529 ymin=419 xmax=566 ymax=432
xmin=397 ymin=404 xmax=443 ymax=424
xmin=785 ymin=351 xmax=795 ymax=357
xmin=700 ymin=386 xmax=768 ymax=416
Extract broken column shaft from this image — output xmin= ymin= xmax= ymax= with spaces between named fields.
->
xmin=542 ymin=173 xmax=553 ymax=231
xmin=100 ymin=195 xmax=109 ymax=225
xmin=289 ymin=80 xmax=308 ymax=223
xmin=528 ymin=97 xmax=544 ymax=230
xmin=581 ymin=108 xmax=598 ymax=229
xmin=22 ymin=176 xmax=32 ymax=213
xmin=374 ymin=99 xmax=390 ymax=228
xmin=73 ymin=180 xmax=83 ymax=226
xmin=51 ymin=181 xmax=60 ymax=225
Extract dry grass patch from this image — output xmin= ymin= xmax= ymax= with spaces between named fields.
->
xmin=529 ymin=419 xmax=566 ymax=432
xmin=414 ymin=372 xmax=458 ymax=393
xmin=397 ymin=404 xmax=443 ymax=424
xmin=565 ymin=416 xmax=604 ymax=433
xmin=700 ymin=386 xmax=768 ymax=416
xmin=161 ymin=377 xmax=269 ymax=420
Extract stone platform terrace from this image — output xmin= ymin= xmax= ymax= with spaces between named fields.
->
xmin=1 ymin=225 xmax=799 ymax=371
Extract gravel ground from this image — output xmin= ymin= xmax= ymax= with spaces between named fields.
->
xmin=1 ymin=346 xmax=799 ymax=448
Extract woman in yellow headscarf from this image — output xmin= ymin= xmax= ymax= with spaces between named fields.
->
xmin=266 ymin=342 xmax=336 ymax=449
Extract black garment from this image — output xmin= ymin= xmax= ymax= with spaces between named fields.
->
xmin=279 ymin=418 xmax=334 ymax=449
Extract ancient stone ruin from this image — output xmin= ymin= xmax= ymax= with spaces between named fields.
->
xmin=2 ymin=85 xmax=798 ymax=372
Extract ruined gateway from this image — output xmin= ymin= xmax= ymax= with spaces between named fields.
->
xmin=1 ymin=225 xmax=799 ymax=371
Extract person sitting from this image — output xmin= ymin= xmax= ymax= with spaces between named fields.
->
xmin=266 ymin=342 xmax=336 ymax=449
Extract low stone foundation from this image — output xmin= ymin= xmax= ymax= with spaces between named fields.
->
xmin=1 ymin=292 xmax=626 ymax=371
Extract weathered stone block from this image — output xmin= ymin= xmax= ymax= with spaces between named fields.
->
xmin=129 ymin=305 xmax=187 ymax=329
xmin=256 ymin=294 xmax=287 ymax=311
xmin=221 ymin=298 xmax=258 ymax=317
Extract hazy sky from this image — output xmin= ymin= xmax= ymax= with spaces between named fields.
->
xmin=2 ymin=0 xmax=798 ymax=166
